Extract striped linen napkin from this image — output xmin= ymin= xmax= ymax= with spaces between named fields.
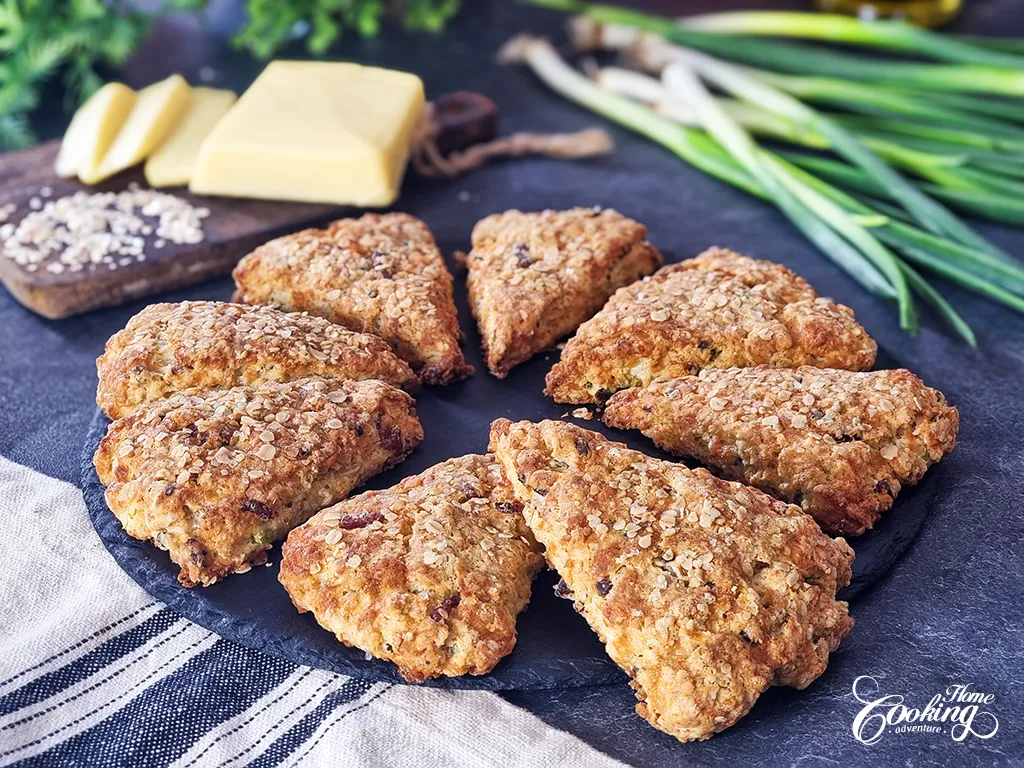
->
xmin=0 ymin=456 xmax=624 ymax=768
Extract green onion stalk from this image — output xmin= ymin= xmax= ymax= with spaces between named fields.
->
xmin=633 ymin=42 xmax=1015 ymax=264
xmin=676 ymin=11 xmax=1024 ymax=70
xmin=538 ymin=0 xmax=1024 ymax=95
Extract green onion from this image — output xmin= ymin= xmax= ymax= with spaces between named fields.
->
xmin=746 ymin=72 xmax=1024 ymax=138
xmin=595 ymin=66 xmax=971 ymax=175
xmin=661 ymin=62 xmax=907 ymax=314
xmin=897 ymin=264 xmax=978 ymax=346
xmin=956 ymin=35 xmax=1024 ymax=56
xmin=779 ymin=157 xmax=1024 ymax=293
xmin=890 ymin=91 xmax=1024 ymax=125
xmin=640 ymin=43 xmax=1011 ymax=263
xmin=784 ymin=153 xmax=1024 ymax=229
xmin=834 ymin=115 xmax=1024 ymax=152
xmin=549 ymin=1 xmax=1024 ymax=96
xmin=678 ymin=12 xmax=1024 ymax=70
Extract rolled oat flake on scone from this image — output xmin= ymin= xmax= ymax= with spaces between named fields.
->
xmin=489 ymin=418 xmax=855 ymax=742
xmin=280 ymin=454 xmax=543 ymax=682
xmin=545 ymin=247 xmax=877 ymax=404
xmin=96 ymin=300 xmax=419 ymax=419
xmin=233 ymin=212 xmax=473 ymax=385
xmin=466 ymin=207 xmax=662 ymax=378
xmin=605 ymin=366 xmax=959 ymax=536
xmin=94 ymin=377 xmax=423 ymax=587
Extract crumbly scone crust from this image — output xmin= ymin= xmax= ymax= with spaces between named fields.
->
xmin=96 ymin=301 xmax=419 ymax=419
xmin=466 ymin=208 xmax=662 ymax=378
xmin=545 ymin=247 xmax=877 ymax=404
xmin=604 ymin=367 xmax=959 ymax=536
xmin=489 ymin=419 xmax=854 ymax=742
xmin=280 ymin=454 xmax=544 ymax=682
xmin=95 ymin=377 xmax=423 ymax=587
xmin=232 ymin=213 xmax=474 ymax=386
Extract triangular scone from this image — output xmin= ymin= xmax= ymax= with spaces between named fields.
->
xmin=466 ymin=208 xmax=662 ymax=377
xmin=605 ymin=367 xmax=958 ymax=536
xmin=280 ymin=454 xmax=544 ymax=682
xmin=95 ymin=378 xmax=423 ymax=587
xmin=545 ymin=247 xmax=877 ymax=404
xmin=489 ymin=419 xmax=854 ymax=743
xmin=97 ymin=301 xmax=419 ymax=419
xmin=233 ymin=213 xmax=474 ymax=386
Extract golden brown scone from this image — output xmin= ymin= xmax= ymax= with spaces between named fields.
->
xmin=604 ymin=367 xmax=958 ymax=537
xmin=96 ymin=301 xmax=419 ymax=419
xmin=545 ymin=247 xmax=877 ymax=404
xmin=95 ymin=377 xmax=423 ymax=587
xmin=280 ymin=454 xmax=544 ymax=682
xmin=232 ymin=213 xmax=473 ymax=386
xmin=466 ymin=208 xmax=662 ymax=377
xmin=489 ymin=418 xmax=854 ymax=743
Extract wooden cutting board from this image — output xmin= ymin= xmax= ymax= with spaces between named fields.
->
xmin=0 ymin=141 xmax=343 ymax=319
xmin=0 ymin=92 xmax=499 ymax=319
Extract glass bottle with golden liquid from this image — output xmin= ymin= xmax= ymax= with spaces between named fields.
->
xmin=814 ymin=0 xmax=961 ymax=27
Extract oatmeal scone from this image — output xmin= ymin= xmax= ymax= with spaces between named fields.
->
xmin=466 ymin=208 xmax=662 ymax=377
xmin=96 ymin=301 xmax=419 ymax=419
xmin=604 ymin=367 xmax=958 ymax=536
xmin=545 ymin=247 xmax=877 ymax=404
xmin=233 ymin=213 xmax=473 ymax=385
xmin=489 ymin=418 xmax=854 ymax=743
xmin=280 ymin=454 xmax=544 ymax=682
xmin=95 ymin=377 xmax=423 ymax=587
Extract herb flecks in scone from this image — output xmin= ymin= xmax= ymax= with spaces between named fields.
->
xmin=233 ymin=213 xmax=473 ymax=385
xmin=545 ymin=247 xmax=876 ymax=404
xmin=95 ymin=377 xmax=423 ymax=587
xmin=605 ymin=367 xmax=958 ymax=536
xmin=280 ymin=454 xmax=543 ymax=682
xmin=97 ymin=300 xmax=418 ymax=419
xmin=466 ymin=208 xmax=661 ymax=377
xmin=489 ymin=418 xmax=854 ymax=742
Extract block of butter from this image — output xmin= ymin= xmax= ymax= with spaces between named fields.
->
xmin=81 ymin=74 xmax=192 ymax=185
xmin=145 ymin=87 xmax=237 ymax=188
xmin=190 ymin=61 xmax=425 ymax=206
xmin=54 ymin=83 xmax=136 ymax=179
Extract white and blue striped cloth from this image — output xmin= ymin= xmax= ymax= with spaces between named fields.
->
xmin=0 ymin=457 xmax=624 ymax=767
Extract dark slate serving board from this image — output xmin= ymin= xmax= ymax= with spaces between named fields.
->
xmin=81 ymin=311 xmax=936 ymax=690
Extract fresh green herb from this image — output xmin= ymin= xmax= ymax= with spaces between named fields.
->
xmin=233 ymin=0 xmax=462 ymax=58
xmin=0 ymin=0 xmax=164 ymax=149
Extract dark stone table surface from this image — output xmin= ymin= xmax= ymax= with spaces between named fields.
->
xmin=4 ymin=1 xmax=1022 ymax=765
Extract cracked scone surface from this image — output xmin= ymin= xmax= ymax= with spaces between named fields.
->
xmin=545 ymin=247 xmax=877 ymax=404
xmin=232 ymin=213 xmax=473 ymax=385
xmin=95 ymin=377 xmax=423 ymax=587
xmin=604 ymin=367 xmax=959 ymax=536
xmin=466 ymin=208 xmax=662 ymax=377
xmin=280 ymin=454 xmax=544 ymax=682
xmin=96 ymin=301 xmax=419 ymax=419
xmin=489 ymin=419 xmax=854 ymax=742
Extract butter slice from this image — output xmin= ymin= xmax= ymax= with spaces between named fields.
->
xmin=55 ymin=83 xmax=136 ymax=179
xmin=81 ymin=74 xmax=192 ymax=185
xmin=144 ymin=88 xmax=237 ymax=188
xmin=190 ymin=61 xmax=425 ymax=206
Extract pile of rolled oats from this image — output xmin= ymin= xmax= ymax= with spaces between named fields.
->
xmin=0 ymin=183 xmax=209 ymax=275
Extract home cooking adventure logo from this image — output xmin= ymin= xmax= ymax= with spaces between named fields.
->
xmin=851 ymin=676 xmax=1000 ymax=745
